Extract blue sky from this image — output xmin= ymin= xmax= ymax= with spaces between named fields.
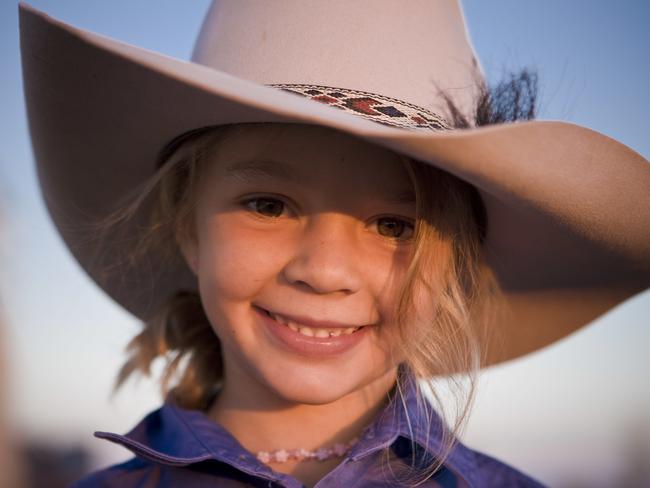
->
xmin=1 ymin=1 xmax=649 ymax=486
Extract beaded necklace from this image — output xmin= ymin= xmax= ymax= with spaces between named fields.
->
xmin=256 ymin=437 xmax=359 ymax=464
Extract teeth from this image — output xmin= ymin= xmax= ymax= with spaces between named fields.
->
xmin=298 ymin=324 xmax=362 ymax=337
xmin=295 ymin=325 xmax=360 ymax=337
xmin=265 ymin=309 xmax=362 ymax=337
xmin=314 ymin=328 xmax=331 ymax=338
xmin=269 ymin=312 xmax=285 ymax=324
xmin=298 ymin=326 xmax=314 ymax=337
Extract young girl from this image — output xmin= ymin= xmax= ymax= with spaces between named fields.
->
xmin=19 ymin=1 xmax=649 ymax=487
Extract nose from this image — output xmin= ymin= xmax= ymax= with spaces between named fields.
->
xmin=282 ymin=213 xmax=363 ymax=295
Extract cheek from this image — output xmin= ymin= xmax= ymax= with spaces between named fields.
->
xmin=371 ymin=248 xmax=413 ymax=314
xmin=363 ymin=248 xmax=414 ymax=354
xmin=372 ymin=246 xmax=447 ymax=348
xmin=195 ymin=217 xmax=285 ymax=301
xmin=401 ymin=253 xmax=451 ymax=346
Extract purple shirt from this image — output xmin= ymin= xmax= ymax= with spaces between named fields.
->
xmin=72 ymin=373 xmax=544 ymax=487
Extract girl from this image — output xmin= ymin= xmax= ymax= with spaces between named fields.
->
xmin=19 ymin=1 xmax=649 ymax=486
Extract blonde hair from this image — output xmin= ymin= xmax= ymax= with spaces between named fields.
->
xmin=108 ymin=122 xmax=500 ymax=485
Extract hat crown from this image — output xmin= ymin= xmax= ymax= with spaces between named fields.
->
xmin=192 ymin=0 xmax=481 ymax=120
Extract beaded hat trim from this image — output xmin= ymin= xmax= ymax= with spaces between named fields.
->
xmin=268 ymin=84 xmax=451 ymax=132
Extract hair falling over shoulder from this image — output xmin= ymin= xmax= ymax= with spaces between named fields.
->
xmin=106 ymin=68 xmax=538 ymax=485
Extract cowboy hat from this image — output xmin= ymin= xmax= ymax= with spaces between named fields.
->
xmin=18 ymin=1 xmax=650 ymax=367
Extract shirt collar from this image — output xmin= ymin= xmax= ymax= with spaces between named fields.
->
xmin=95 ymin=403 xmax=291 ymax=485
xmin=95 ymin=367 xmax=481 ymax=485
xmin=346 ymin=367 xmax=482 ymax=486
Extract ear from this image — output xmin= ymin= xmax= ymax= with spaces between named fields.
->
xmin=176 ymin=231 xmax=199 ymax=276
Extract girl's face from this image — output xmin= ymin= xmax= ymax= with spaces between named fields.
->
xmin=183 ymin=124 xmax=418 ymax=404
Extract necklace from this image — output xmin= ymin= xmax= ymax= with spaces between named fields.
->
xmin=256 ymin=437 xmax=358 ymax=464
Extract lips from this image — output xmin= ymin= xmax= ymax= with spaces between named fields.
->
xmin=261 ymin=308 xmax=364 ymax=338
xmin=254 ymin=305 xmax=369 ymax=357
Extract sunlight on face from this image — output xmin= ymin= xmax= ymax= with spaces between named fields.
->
xmin=183 ymin=124 xmax=417 ymax=405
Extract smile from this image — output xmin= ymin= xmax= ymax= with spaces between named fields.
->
xmin=257 ymin=306 xmax=366 ymax=338
xmin=254 ymin=305 xmax=369 ymax=357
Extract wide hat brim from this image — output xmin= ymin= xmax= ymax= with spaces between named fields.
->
xmin=19 ymin=4 xmax=650 ymax=368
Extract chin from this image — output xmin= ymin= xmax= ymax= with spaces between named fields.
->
xmin=271 ymin=377 xmax=357 ymax=405
xmin=256 ymin=360 xmax=395 ymax=406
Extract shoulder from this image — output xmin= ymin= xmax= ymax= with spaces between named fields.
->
xmin=464 ymin=447 xmax=546 ymax=487
xmin=70 ymin=457 xmax=161 ymax=488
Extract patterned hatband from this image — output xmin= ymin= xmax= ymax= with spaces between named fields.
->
xmin=268 ymin=84 xmax=451 ymax=132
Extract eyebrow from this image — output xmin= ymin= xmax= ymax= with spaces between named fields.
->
xmin=224 ymin=159 xmax=415 ymax=205
xmin=224 ymin=159 xmax=302 ymax=183
xmin=385 ymin=190 xmax=416 ymax=205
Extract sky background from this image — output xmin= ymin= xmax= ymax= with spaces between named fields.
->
xmin=1 ymin=1 xmax=649 ymax=487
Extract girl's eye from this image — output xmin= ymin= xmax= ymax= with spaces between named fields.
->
xmin=376 ymin=217 xmax=414 ymax=241
xmin=244 ymin=197 xmax=286 ymax=218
